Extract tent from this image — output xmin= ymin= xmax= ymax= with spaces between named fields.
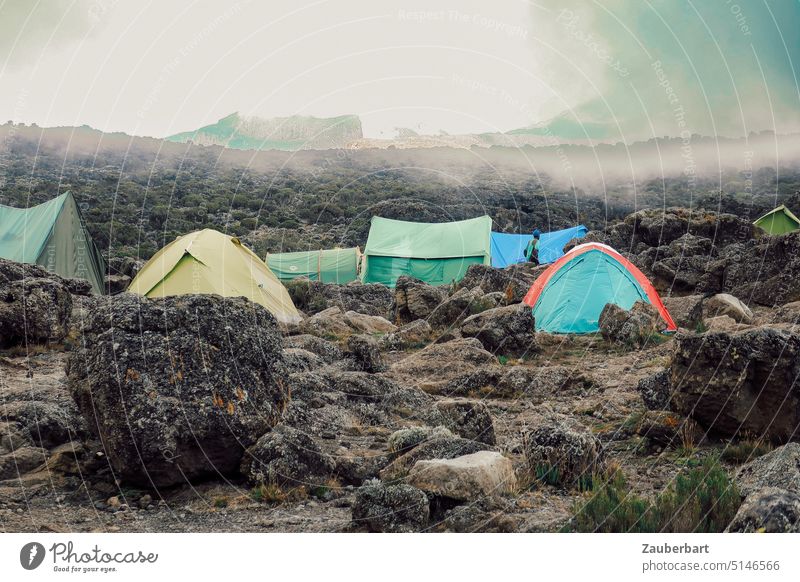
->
xmin=490 ymin=225 xmax=588 ymax=267
xmin=753 ymin=205 xmax=800 ymax=235
xmin=523 ymin=242 xmax=676 ymax=334
xmin=361 ymin=215 xmax=492 ymax=287
xmin=128 ymin=229 xmax=300 ymax=323
xmin=0 ymin=192 xmax=106 ymax=293
xmin=266 ymin=247 xmax=360 ymax=284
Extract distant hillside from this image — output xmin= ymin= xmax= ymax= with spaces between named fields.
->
xmin=166 ymin=112 xmax=363 ymax=151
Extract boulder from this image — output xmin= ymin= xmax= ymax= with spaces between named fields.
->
xmin=388 ymin=337 xmax=497 ymax=392
xmin=735 ymin=444 xmax=800 ymax=497
xmin=381 ymin=436 xmax=492 ymax=481
xmin=636 ymin=410 xmax=704 ymax=448
xmin=283 ymin=334 xmax=342 ymax=364
xmin=345 ymin=334 xmax=386 ymax=373
xmin=300 ymin=307 xmax=354 ymax=338
xmin=240 ymin=425 xmax=335 ymax=487
xmin=599 ymin=301 xmax=664 ymax=348
xmin=285 ymin=279 xmax=393 ymax=318
xmin=428 ymin=287 xmax=494 ymax=329
xmin=671 ymin=327 xmax=800 ymax=442
xmin=434 ymin=399 xmax=496 ymax=445
xmin=282 ymin=348 xmax=325 ymax=374
xmin=342 ymin=311 xmax=397 ymax=335
xmin=637 ymin=369 xmax=672 ymax=410
xmin=0 ymin=277 xmax=72 ymax=346
xmin=4 ymin=400 xmax=85 ymax=449
xmin=381 ymin=319 xmax=432 ymax=350
xmin=394 ymin=276 xmax=446 ymax=323
xmin=702 ymin=293 xmax=754 ymax=324
xmin=524 ymin=418 xmax=604 ymax=488
xmin=68 ymin=294 xmax=286 ymax=487
xmin=352 ymin=479 xmax=430 ymax=533
xmin=406 ymin=451 xmax=517 ymax=501
xmin=0 ymin=446 xmax=47 ymax=480
xmin=387 ymin=426 xmax=455 ymax=458
xmin=662 ymin=294 xmax=704 ymax=329
xmin=457 ymin=263 xmax=538 ymax=303
xmin=726 ymin=488 xmax=800 ymax=533
xmin=459 ymin=303 xmax=538 ymax=356
xmin=104 ymin=274 xmax=131 ymax=295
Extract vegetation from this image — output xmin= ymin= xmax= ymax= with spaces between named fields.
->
xmin=569 ymin=458 xmax=740 ymax=533
xmin=721 ymin=439 xmax=773 ymax=464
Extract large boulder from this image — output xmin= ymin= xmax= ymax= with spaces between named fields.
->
xmin=726 ymin=488 xmax=800 ymax=533
xmin=240 ymin=425 xmax=335 ymax=487
xmin=283 ymin=334 xmax=342 ymax=364
xmin=662 ymin=294 xmax=704 ymax=329
xmin=524 ymin=418 xmax=605 ymax=488
xmin=381 ymin=319 xmax=432 ymax=350
xmin=285 ymin=278 xmax=393 ymax=318
xmin=342 ymin=311 xmax=396 ymax=335
xmin=345 ymin=334 xmax=386 ymax=373
xmin=637 ymin=369 xmax=672 ymax=410
xmin=352 ymin=479 xmax=430 ymax=533
xmin=428 ymin=286 xmax=494 ymax=329
xmin=381 ymin=436 xmax=492 ymax=481
xmin=459 ymin=303 xmax=538 ymax=356
xmin=599 ymin=301 xmax=664 ymax=348
xmin=0 ymin=273 xmax=72 ymax=347
xmin=457 ymin=263 xmax=539 ymax=303
xmin=300 ymin=307 xmax=355 ymax=338
xmin=68 ymin=294 xmax=286 ymax=487
xmin=407 ymin=451 xmax=517 ymax=501
xmin=388 ymin=338 xmax=497 ymax=392
xmin=735 ymin=444 xmax=800 ymax=497
xmin=3 ymin=400 xmax=85 ymax=449
xmin=394 ymin=276 xmax=447 ymax=323
xmin=671 ymin=327 xmax=800 ymax=442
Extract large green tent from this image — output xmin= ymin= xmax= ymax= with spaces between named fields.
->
xmin=360 ymin=215 xmax=492 ymax=287
xmin=754 ymin=205 xmax=800 ymax=235
xmin=266 ymin=247 xmax=360 ymax=284
xmin=0 ymin=192 xmax=106 ymax=293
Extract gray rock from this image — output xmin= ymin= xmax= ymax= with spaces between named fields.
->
xmin=345 ymin=334 xmax=386 ymax=373
xmin=0 ymin=275 xmax=72 ymax=347
xmin=637 ymin=369 xmax=672 ymax=410
xmin=381 ymin=319 xmax=432 ymax=350
xmin=428 ymin=287 xmax=493 ymax=329
xmin=0 ymin=446 xmax=46 ymax=480
xmin=68 ymin=293 xmax=286 ymax=487
xmin=457 ymin=263 xmax=539 ymax=303
xmin=736 ymin=444 xmax=800 ymax=497
xmin=434 ymin=399 xmax=496 ymax=445
xmin=394 ymin=276 xmax=446 ymax=323
xmin=599 ymin=301 xmax=664 ymax=348
xmin=283 ymin=348 xmax=325 ymax=374
xmin=662 ymin=294 xmax=704 ymax=329
xmin=387 ymin=426 xmax=455 ymax=458
xmin=524 ymin=418 xmax=605 ymax=488
xmin=459 ymin=303 xmax=538 ymax=357
xmin=352 ymin=479 xmax=429 ymax=533
xmin=283 ymin=334 xmax=342 ymax=364
xmin=726 ymin=487 xmax=800 ymax=533
xmin=671 ymin=327 xmax=800 ymax=442
xmin=240 ymin=425 xmax=335 ymax=487
xmin=5 ymin=400 xmax=85 ymax=449
xmin=407 ymin=451 xmax=517 ymax=501
xmin=381 ymin=436 xmax=492 ymax=481
xmin=702 ymin=293 xmax=753 ymax=324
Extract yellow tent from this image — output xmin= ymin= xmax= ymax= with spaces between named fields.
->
xmin=128 ymin=229 xmax=300 ymax=324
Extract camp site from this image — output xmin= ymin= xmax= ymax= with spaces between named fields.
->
xmin=3 ymin=0 xmax=800 ymax=555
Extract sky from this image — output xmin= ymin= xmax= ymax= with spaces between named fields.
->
xmin=0 ymin=0 xmax=798 ymax=141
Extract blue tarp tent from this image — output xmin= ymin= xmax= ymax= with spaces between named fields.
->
xmin=490 ymin=225 xmax=588 ymax=267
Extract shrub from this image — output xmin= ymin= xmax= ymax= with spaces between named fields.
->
xmin=720 ymin=439 xmax=773 ymax=465
xmin=569 ymin=459 xmax=740 ymax=533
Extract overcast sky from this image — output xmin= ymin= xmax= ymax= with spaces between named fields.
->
xmin=1 ymin=0 xmax=798 ymax=141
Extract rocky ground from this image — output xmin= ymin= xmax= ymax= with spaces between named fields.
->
xmin=2 ymin=207 xmax=800 ymax=533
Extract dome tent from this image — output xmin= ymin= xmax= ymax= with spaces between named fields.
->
xmin=522 ymin=242 xmax=676 ymax=334
xmin=0 ymin=192 xmax=106 ymax=293
xmin=129 ymin=229 xmax=300 ymax=324
xmin=753 ymin=205 xmax=800 ymax=235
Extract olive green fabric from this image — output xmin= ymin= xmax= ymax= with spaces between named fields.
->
xmin=361 ymin=215 xmax=492 ymax=287
xmin=128 ymin=229 xmax=300 ymax=323
xmin=0 ymin=192 xmax=106 ymax=293
xmin=266 ymin=247 xmax=359 ymax=283
xmin=754 ymin=205 xmax=800 ymax=235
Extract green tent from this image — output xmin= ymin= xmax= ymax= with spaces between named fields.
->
xmin=266 ymin=247 xmax=360 ymax=284
xmin=360 ymin=215 xmax=492 ymax=287
xmin=754 ymin=205 xmax=800 ymax=235
xmin=0 ymin=192 xmax=106 ymax=293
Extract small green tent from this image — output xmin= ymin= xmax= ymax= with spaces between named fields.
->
xmin=360 ymin=215 xmax=492 ymax=287
xmin=0 ymin=192 xmax=106 ymax=293
xmin=754 ymin=205 xmax=800 ymax=235
xmin=266 ymin=247 xmax=360 ymax=284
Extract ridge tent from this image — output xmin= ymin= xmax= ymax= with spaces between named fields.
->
xmin=128 ymin=229 xmax=300 ymax=323
xmin=490 ymin=225 xmax=588 ymax=267
xmin=360 ymin=215 xmax=492 ymax=287
xmin=753 ymin=205 xmax=800 ymax=235
xmin=523 ymin=242 xmax=676 ymax=334
xmin=266 ymin=247 xmax=360 ymax=284
xmin=0 ymin=192 xmax=106 ymax=293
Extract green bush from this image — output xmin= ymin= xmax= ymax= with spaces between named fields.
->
xmin=570 ymin=458 xmax=740 ymax=533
